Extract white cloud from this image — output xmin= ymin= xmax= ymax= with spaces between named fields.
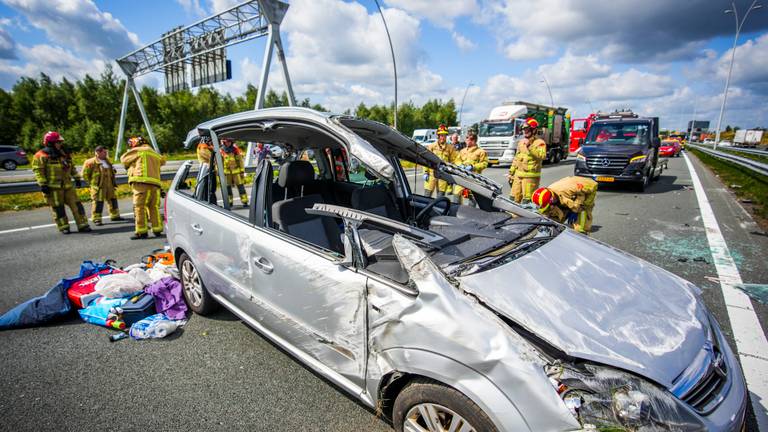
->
xmin=3 ymin=0 xmax=140 ymax=59
xmin=0 ymin=44 xmax=107 ymax=87
xmin=0 ymin=27 xmax=16 ymax=59
xmin=693 ymin=33 xmax=768 ymax=94
xmin=451 ymin=31 xmax=476 ymax=52
xmin=176 ymin=0 xmax=206 ymax=17
xmin=206 ymin=0 xmax=241 ymax=14
xmin=384 ymin=0 xmax=476 ymax=29
xmin=503 ymin=36 xmax=556 ymax=60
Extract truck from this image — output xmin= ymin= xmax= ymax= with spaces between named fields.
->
xmin=477 ymin=101 xmax=570 ymax=166
xmin=411 ymin=129 xmax=436 ymax=145
xmin=574 ymin=110 xmax=663 ymax=192
xmin=569 ymin=113 xmax=596 ymax=154
xmin=734 ymin=129 xmax=764 ymax=147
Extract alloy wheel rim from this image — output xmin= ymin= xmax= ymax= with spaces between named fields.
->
xmin=403 ymin=403 xmax=475 ymax=432
xmin=181 ymin=260 xmax=203 ymax=306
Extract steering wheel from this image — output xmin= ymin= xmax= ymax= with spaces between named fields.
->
xmin=416 ymin=196 xmax=451 ymax=226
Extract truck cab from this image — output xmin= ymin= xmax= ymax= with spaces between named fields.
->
xmin=574 ymin=111 xmax=663 ymax=192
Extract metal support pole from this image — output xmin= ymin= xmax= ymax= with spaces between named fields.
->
xmin=129 ymin=79 xmax=160 ymax=153
xmin=115 ymin=79 xmax=130 ymax=160
xmin=255 ymin=25 xmax=276 ymax=110
xmin=374 ymin=0 xmax=397 ymax=130
xmin=458 ymin=83 xmax=473 ymax=128
xmin=209 ymin=129 xmax=230 ymax=210
xmin=541 ymin=74 xmax=554 ymax=107
xmin=273 ymin=29 xmax=295 ymax=106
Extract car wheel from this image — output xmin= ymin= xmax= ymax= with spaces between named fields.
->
xmin=3 ymin=160 xmax=17 ymax=170
xmin=393 ymin=379 xmax=498 ymax=432
xmin=178 ymin=252 xmax=218 ymax=315
xmin=635 ymin=172 xmax=649 ymax=192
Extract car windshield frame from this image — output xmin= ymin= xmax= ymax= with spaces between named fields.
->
xmin=585 ymin=121 xmax=651 ymax=146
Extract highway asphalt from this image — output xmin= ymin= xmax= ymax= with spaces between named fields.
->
xmin=0 ymin=153 xmax=766 ymax=431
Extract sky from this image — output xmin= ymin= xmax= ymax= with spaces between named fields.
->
xmin=0 ymin=0 xmax=767 ymax=132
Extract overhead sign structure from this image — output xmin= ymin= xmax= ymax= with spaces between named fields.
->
xmin=113 ymin=0 xmax=295 ymax=157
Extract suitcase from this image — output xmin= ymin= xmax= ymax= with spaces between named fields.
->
xmin=120 ymin=293 xmax=157 ymax=326
xmin=67 ymin=268 xmax=125 ymax=309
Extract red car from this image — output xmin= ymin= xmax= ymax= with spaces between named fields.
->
xmin=659 ymin=139 xmax=682 ymax=157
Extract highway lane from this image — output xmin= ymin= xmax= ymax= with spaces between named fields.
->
xmin=0 ymin=153 xmax=766 ymax=431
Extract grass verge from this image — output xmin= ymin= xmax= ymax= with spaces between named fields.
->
xmin=689 ymin=148 xmax=767 ymax=221
xmin=0 ymin=180 xmax=173 ymax=212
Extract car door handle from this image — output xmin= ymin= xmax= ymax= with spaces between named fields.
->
xmin=191 ymin=223 xmax=204 ymax=235
xmin=253 ymin=256 xmax=274 ymax=274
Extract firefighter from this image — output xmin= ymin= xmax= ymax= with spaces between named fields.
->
xmin=531 ymin=176 xmax=598 ymax=233
xmin=121 ymin=136 xmax=165 ymax=239
xmin=507 ymin=118 xmax=547 ymax=203
xmin=197 ymin=137 xmax=214 ymax=165
xmin=424 ymin=124 xmax=457 ymax=198
xmin=221 ymin=138 xmax=248 ymax=207
xmin=82 ymin=146 xmax=121 ymax=225
xmin=452 ymin=131 xmax=488 ymax=205
xmin=32 ymin=131 xmax=91 ymax=234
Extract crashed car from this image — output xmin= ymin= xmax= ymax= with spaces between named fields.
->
xmin=167 ymin=108 xmax=746 ymax=432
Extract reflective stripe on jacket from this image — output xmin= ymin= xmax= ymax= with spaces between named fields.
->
xmin=82 ymin=157 xmax=116 ymax=190
xmin=221 ymin=146 xmax=245 ymax=175
xmin=510 ymin=137 xmax=547 ymax=178
xmin=32 ymin=149 xmax=77 ymax=189
xmin=121 ymin=145 xmax=165 ymax=186
xmin=548 ymin=176 xmax=598 ymax=213
xmin=455 ymin=146 xmax=489 ymax=173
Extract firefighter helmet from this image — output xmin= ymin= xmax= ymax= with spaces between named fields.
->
xmin=42 ymin=131 xmax=64 ymax=146
xmin=128 ymin=136 xmax=146 ymax=148
xmin=532 ymin=187 xmax=553 ymax=213
xmin=437 ymin=124 xmax=449 ymax=135
xmin=522 ymin=118 xmax=539 ymax=130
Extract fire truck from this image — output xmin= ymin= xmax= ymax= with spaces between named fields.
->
xmin=569 ymin=113 xmax=596 ymax=154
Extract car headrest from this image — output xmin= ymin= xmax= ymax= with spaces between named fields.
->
xmin=278 ymin=160 xmax=315 ymax=188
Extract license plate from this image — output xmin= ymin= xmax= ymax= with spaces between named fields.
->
xmin=596 ymin=176 xmax=615 ymax=182
xmin=489 ymin=159 xmax=498 ymax=163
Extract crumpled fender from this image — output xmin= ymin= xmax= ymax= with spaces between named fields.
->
xmin=370 ymin=347 xmax=532 ymax=432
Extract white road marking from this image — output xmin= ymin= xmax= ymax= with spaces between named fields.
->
xmin=0 ymin=211 xmax=134 ymax=235
xmin=684 ymin=152 xmax=768 ymax=430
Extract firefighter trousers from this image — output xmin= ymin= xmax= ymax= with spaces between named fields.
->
xmin=572 ymin=190 xmax=597 ymax=233
xmin=510 ymin=175 xmax=540 ymax=203
xmin=225 ymin=173 xmax=248 ymax=206
xmin=424 ymin=170 xmax=452 ymax=198
xmin=45 ymin=187 xmax=88 ymax=232
xmin=90 ymin=186 xmax=119 ymax=223
xmin=131 ymin=182 xmax=162 ymax=234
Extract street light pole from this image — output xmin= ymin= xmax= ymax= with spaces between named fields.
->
xmin=458 ymin=82 xmax=474 ymax=128
xmin=373 ymin=0 xmax=398 ymax=130
xmin=713 ymin=0 xmax=763 ymax=149
xmin=540 ymin=74 xmax=554 ymax=107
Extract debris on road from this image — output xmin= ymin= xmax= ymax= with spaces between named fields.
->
xmin=693 ymin=257 xmax=708 ymax=263
xmin=734 ymin=284 xmax=768 ymax=305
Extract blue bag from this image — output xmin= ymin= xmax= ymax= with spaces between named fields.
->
xmin=78 ymin=297 xmax=127 ymax=327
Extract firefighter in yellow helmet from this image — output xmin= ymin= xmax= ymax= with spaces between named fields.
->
xmin=197 ymin=136 xmax=214 ymax=165
xmin=220 ymin=138 xmax=248 ymax=207
xmin=507 ymin=118 xmax=547 ymax=203
xmin=531 ymin=176 xmax=598 ymax=233
xmin=452 ymin=130 xmax=488 ymax=205
xmin=424 ymin=124 xmax=457 ymax=198
xmin=82 ymin=146 xmax=122 ymax=225
xmin=121 ymin=136 xmax=166 ymax=239
xmin=32 ymin=131 xmax=91 ymax=233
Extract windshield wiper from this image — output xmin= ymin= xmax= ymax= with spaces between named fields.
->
xmin=448 ymin=235 xmax=556 ymax=276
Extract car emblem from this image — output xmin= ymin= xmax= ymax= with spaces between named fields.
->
xmin=712 ymin=353 xmax=727 ymax=378
xmin=601 ymin=158 xmax=610 ymax=167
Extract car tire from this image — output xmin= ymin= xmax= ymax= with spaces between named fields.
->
xmin=3 ymin=160 xmax=17 ymax=170
xmin=635 ymin=173 xmax=649 ymax=192
xmin=393 ymin=378 xmax=498 ymax=432
xmin=178 ymin=252 xmax=219 ymax=315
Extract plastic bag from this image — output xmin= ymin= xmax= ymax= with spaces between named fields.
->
xmin=129 ymin=313 xmax=186 ymax=340
xmin=128 ymin=268 xmax=153 ymax=286
xmin=147 ymin=263 xmax=179 ymax=282
xmin=93 ymin=273 xmax=144 ymax=298
xmin=78 ymin=297 xmax=126 ymax=327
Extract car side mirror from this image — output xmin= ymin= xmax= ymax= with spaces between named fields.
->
xmin=652 ymin=138 xmax=661 ymax=148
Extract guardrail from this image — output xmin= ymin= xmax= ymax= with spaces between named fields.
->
xmin=688 ymin=144 xmax=768 ymax=177
xmin=692 ymin=142 xmax=768 ymax=157
xmin=0 ymin=165 xmax=261 ymax=195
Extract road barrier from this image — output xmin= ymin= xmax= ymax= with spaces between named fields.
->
xmin=693 ymin=142 xmax=768 ymax=157
xmin=688 ymin=144 xmax=768 ymax=177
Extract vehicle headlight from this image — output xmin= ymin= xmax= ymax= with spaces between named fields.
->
xmin=629 ymin=155 xmax=647 ymax=163
xmin=576 ymin=153 xmax=586 ymax=161
xmin=546 ymin=362 xmax=706 ymax=431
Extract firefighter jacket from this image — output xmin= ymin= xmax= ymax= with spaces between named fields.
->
xmin=548 ymin=176 xmax=598 ymax=213
xmin=32 ymin=148 xmax=79 ymax=189
xmin=221 ymin=145 xmax=245 ymax=175
xmin=121 ymin=145 xmax=165 ymax=186
xmin=82 ymin=157 xmax=117 ymax=191
xmin=455 ymin=146 xmax=488 ymax=173
xmin=197 ymin=143 xmax=213 ymax=164
xmin=509 ymin=137 xmax=546 ymax=178
xmin=426 ymin=141 xmax=457 ymax=166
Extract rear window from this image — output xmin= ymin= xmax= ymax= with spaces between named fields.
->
xmin=0 ymin=146 xmax=13 ymax=152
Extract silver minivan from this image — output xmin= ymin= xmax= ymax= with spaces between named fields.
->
xmin=166 ymin=108 xmax=747 ymax=432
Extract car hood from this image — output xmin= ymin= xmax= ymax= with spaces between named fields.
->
xmin=582 ymin=145 xmax=646 ymax=156
xmin=457 ymin=230 xmax=709 ymax=388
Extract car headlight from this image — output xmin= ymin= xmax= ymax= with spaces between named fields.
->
xmin=546 ymin=362 xmax=706 ymax=431
xmin=629 ymin=155 xmax=647 ymax=163
xmin=576 ymin=153 xmax=586 ymax=161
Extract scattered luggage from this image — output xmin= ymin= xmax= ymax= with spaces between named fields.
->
xmin=67 ymin=267 xmax=125 ymax=309
xmin=129 ymin=313 xmax=186 ymax=340
xmin=120 ymin=293 xmax=157 ymax=326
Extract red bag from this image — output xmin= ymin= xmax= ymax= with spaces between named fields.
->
xmin=67 ymin=268 xmax=125 ymax=309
